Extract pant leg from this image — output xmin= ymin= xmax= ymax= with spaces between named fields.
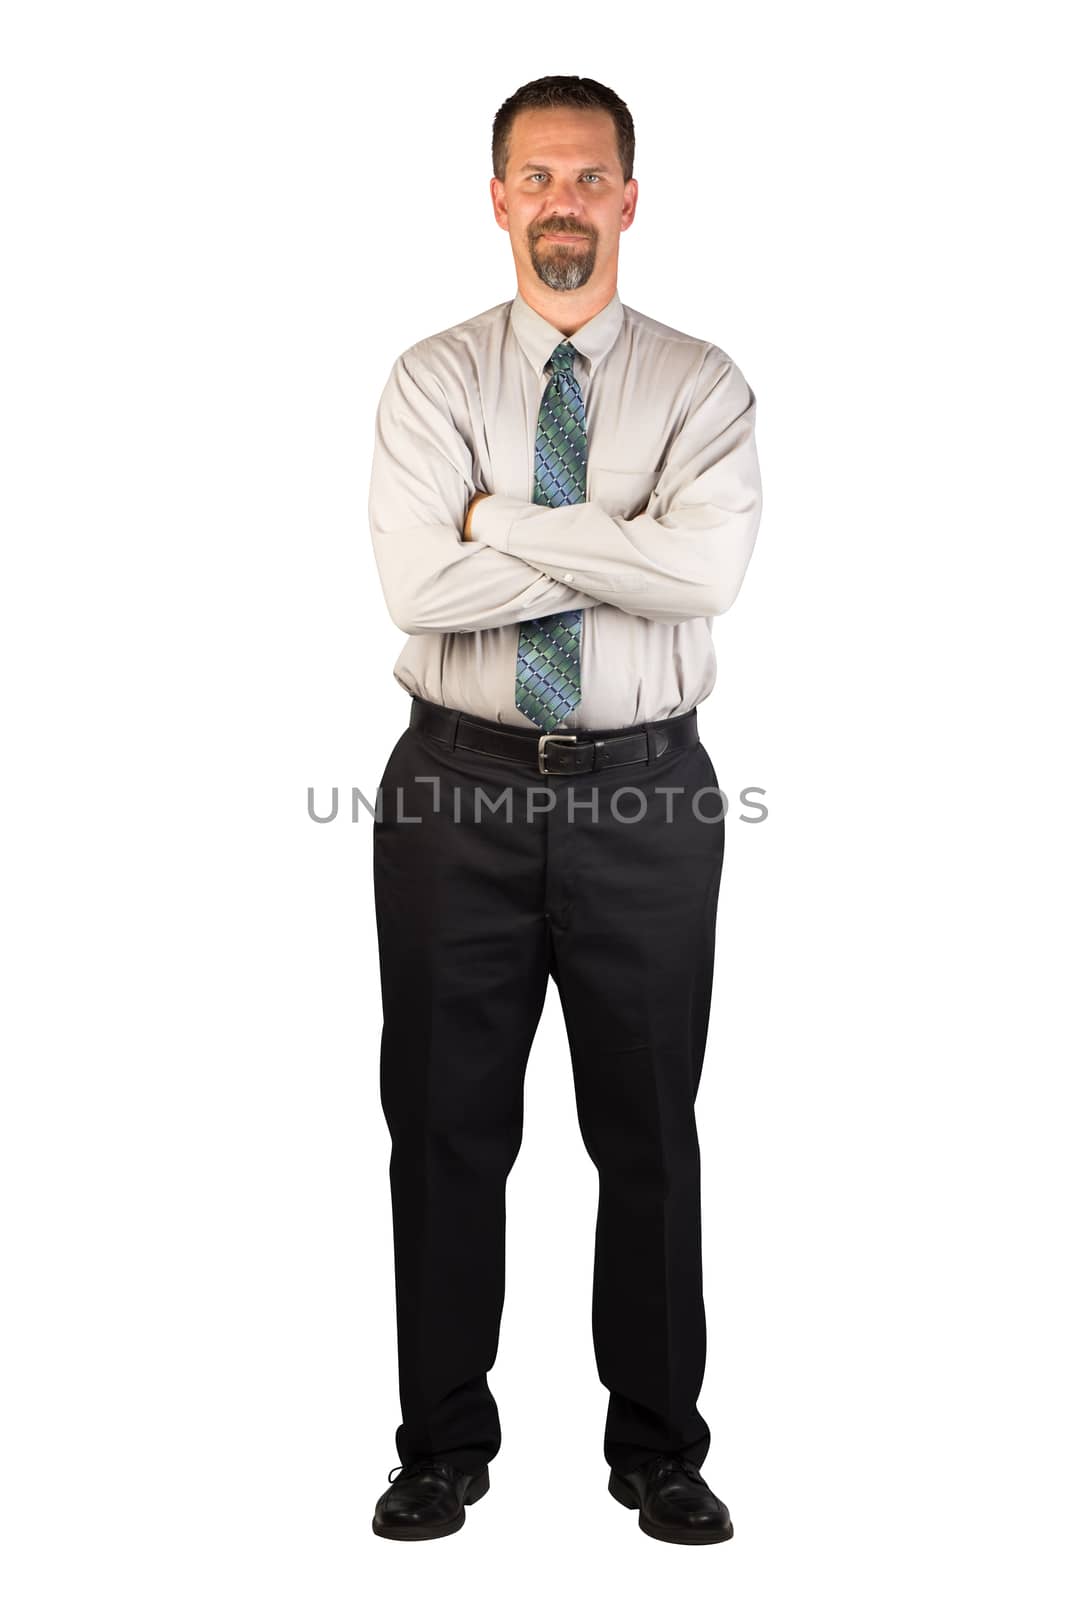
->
xmin=545 ymin=737 xmax=727 ymax=1474
xmin=373 ymin=725 xmax=550 ymax=1471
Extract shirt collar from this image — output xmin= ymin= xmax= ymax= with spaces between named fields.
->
xmin=508 ymin=287 xmax=624 ymax=379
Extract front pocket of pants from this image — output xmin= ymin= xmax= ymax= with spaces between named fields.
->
xmin=696 ymin=741 xmax=720 ymax=792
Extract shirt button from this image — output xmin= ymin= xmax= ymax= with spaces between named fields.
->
xmin=564 ymin=572 xmax=573 ymax=582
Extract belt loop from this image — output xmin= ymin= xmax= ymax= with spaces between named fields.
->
xmin=446 ymin=708 xmax=461 ymax=751
xmin=642 ymin=720 xmax=654 ymax=765
xmin=645 ymin=716 xmax=676 ymax=764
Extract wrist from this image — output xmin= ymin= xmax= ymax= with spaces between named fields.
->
xmin=464 ymin=491 xmax=489 ymax=540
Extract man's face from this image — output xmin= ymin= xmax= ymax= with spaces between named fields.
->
xmin=491 ymin=106 xmax=637 ymax=294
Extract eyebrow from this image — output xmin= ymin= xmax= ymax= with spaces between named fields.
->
xmin=518 ymin=162 xmax=611 ymax=173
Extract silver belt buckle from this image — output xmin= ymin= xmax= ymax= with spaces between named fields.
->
xmin=537 ymin=732 xmax=578 ymax=775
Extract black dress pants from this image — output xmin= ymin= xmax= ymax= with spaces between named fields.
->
xmin=372 ymin=695 xmax=727 ymax=1476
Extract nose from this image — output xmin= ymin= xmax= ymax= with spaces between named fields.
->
xmin=546 ymin=180 xmax=585 ymax=216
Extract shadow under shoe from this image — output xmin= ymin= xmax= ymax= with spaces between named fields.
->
xmin=608 ymin=1454 xmax=733 ymax=1546
xmin=372 ymin=1459 xmax=491 ymax=1541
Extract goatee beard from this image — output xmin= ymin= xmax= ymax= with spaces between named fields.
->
xmin=530 ymin=230 xmax=596 ymax=291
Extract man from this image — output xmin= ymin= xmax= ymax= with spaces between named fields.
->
xmin=367 ymin=75 xmax=761 ymax=1545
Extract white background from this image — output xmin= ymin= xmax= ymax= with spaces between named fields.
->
xmin=2 ymin=1 xmax=1064 ymax=1594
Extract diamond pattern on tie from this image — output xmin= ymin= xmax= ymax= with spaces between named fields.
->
xmin=515 ymin=341 xmax=586 ymax=731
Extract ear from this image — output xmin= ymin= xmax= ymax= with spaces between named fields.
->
xmin=490 ymin=176 xmax=510 ymax=231
xmin=620 ymin=177 xmax=639 ymax=231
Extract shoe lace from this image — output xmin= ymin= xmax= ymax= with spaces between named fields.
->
xmin=387 ymin=1457 xmax=456 ymax=1484
xmin=647 ymin=1454 xmax=705 ymax=1487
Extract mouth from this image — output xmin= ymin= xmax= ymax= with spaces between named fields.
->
xmin=540 ymin=232 xmax=589 ymax=242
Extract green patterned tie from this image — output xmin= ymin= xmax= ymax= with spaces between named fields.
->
xmin=515 ymin=340 xmax=586 ymax=730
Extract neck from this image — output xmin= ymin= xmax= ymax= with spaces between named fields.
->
xmin=515 ymin=275 xmax=618 ymax=338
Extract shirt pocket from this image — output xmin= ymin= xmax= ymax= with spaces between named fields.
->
xmin=587 ymin=466 xmax=660 ymax=520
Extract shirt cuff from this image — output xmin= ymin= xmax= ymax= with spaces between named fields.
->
xmin=469 ymin=493 xmax=530 ymax=551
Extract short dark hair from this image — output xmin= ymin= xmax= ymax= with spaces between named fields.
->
xmin=492 ymin=76 xmax=635 ymax=185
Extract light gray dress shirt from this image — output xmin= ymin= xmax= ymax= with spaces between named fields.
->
xmin=368 ymin=288 xmax=762 ymax=730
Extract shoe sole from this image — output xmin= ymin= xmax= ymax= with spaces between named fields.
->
xmin=371 ymin=1465 xmax=490 ymax=1541
xmin=608 ymin=1468 xmax=734 ymax=1546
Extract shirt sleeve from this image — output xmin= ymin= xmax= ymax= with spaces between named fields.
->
xmin=368 ymin=350 xmax=604 ymax=635
xmin=468 ymin=352 xmax=763 ymax=625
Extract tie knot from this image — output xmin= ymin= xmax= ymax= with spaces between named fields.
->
xmin=546 ymin=341 xmax=577 ymax=377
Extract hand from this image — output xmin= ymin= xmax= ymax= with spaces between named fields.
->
xmin=463 ymin=490 xmax=491 ymax=541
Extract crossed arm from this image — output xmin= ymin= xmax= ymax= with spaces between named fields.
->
xmin=369 ymin=346 xmax=762 ymax=635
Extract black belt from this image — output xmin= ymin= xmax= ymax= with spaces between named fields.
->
xmin=409 ymin=696 xmax=700 ymax=776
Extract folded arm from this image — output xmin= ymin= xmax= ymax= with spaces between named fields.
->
xmin=368 ymin=351 xmax=604 ymax=635
xmin=468 ymin=353 xmax=763 ymax=625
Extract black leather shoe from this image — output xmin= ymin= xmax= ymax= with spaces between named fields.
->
xmin=608 ymin=1454 xmax=733 ymax=1545
xmin=371 ymin=1458 xmax=490 ymax=1541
